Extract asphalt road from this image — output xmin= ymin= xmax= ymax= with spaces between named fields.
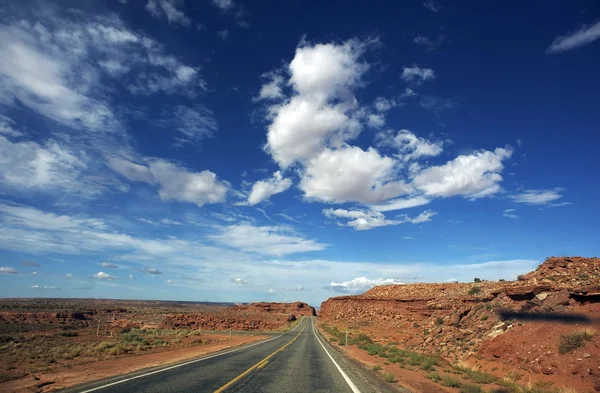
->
xmin=70 ymin=317 xmax=402 ymax=393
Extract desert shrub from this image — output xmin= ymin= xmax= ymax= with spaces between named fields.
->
xmin=58 ymin=331 xmax=78 ymax=337
xmin=427 ymin=372 xmax=441 ymax=381
xmin=485 ymin=303 xmax=493 ymax=310
xmin=372 ymin=365 xmax=382 ymax=370
xmin=382 ymin=372 xmax=394 ymax=382
xmin=474 ymin=278 xmax=482 ymax=283
xmin=558 ymin=331 xmax=593 ymax=354
xmin=96 ymin=341 xmax=115 ymax=352
xmin=420 ymin=357 xmax=439 ymax=371
xmin=441 ymin=375 xmax=462 ymax=388
xmin=120 ymin=327 xmax=131 ymax=334
xmin=460 ymin=384 xmax=483 ymax=393
xmin=468 ymin=286 xmax=481 ymax=295
xmin=480 ymin=315 xmax=489 ymax=321
xmin=121 ymin=330 xmax=144 ymax=343
xmin=436 ymin=317 xmax=444 ymax=326
xmin=499 ymin=278 xmax=506 ymax=282
xmin=287 ymin=314 xmax=296 ymax=322
xmin=517 ymin=274 xmax=526 ymax=281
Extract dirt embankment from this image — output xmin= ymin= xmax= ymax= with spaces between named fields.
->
xmin=320 ymin=257 xmax=600 ymax=392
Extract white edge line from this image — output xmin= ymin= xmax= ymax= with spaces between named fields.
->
xmin=311 ymin=317 xmax=362 ymax=393
xmin=79 ymin=316 xmax=306 ymax=393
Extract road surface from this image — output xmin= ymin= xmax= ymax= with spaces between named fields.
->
xmin=69 ymin=317 xmax=402 ymax=393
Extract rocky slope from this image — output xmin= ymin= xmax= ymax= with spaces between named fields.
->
xmin=320 ymin=257 xmax=600 ymax=391
xmin=159 ymin=301 xmax=315 ymax=331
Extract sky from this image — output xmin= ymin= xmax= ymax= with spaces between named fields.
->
xmin=0 ymin=0 xmax=599 ymax=306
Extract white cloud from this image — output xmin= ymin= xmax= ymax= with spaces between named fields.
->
xmin=66 ymin=273 xmax=73 ymax=278
xmin=413 ymin=148 xmax=513 ymax=199
xmin=146 ymin=0 xmax=191 ymax=26
xmin=0 ymin=136 xmax=121 ymax=198
xmin=233 ymin=277 xmax=248 ymax=285
xmin=108 ymin=157 xmax=228 ymax=207
xmin=30 ymin=285 xmax=61 ymax=290
xmin=247 ymin=171 xmax=293 ymax=205
xmin=328 ymin=277 xmax=403 ymax=293
xmin=0 ymin=115 xmax=23 ymax=137
xmin=419 ymin=95 xmax=455 ymax=114
xmin=169 ymin=105 xmax=217 ymax=145
xmin=161 ymin=218 xmax=182 ymax=225
xmin=413 ymin=35 xmax=444 ymax=51
xmin=255 ymin=74 xmax=285 ymax=101
xmin=377 ymin=129 xmax=443 ymax=161
xmin=367 ymin=113 xmax=385 ymax=128
xmin=0 ymin=266 xmax=17 ymax=274
xmin=212 ymin=0 xmax=234 ymax=11
xmin=164 ymin=279 xmax=174 ymax=284
xmin=546 ymin=20 xmax=600 ymax=54
xmin=210 ymin=223 xmax=327 ymax=255
xmin=129 ymin=274 xmax=135 ymax=280
xmin=323 ymin=209 xmax=400 ymax=230
xmin=403 ymin=236 xmax=414 ymax=240
xmin=503 ymin=209 xmax=519 ymax=219
xmin=0 ymin=202 xmax=106 ymax=231
xmin=143 ymin=267 xmax=162 ymax=275
xmin=369 ymin=196 xmax=431 ymax=212
xmin=509 ymin=188 xmax=564 ymax=205
xmin=93 ymin=271 xmax=116 ymax=280
xmin=323 ymin=208 xmax=435 ymax=231
xmin=217 ymin=30 xmax=229 ymax=41
xmin=401 ymin=65 xmax=436 ymax=83
xmin=262 ymin=40 xmax=368 ymax=168
xmin=268 ymin=288 xmax=276 ymax=295
xmin=373 ymin=97 xmax=396 ymax=112
xmin=299 ymin=146 xmax=411 ymax=204
xmin=422 ymin=0 xmax=442 ymax=12
xmin=100 ymin=262 xmax=118 ymax=268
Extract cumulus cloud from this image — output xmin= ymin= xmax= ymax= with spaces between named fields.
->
xmin=323 ymin=208 xmax=435 ymax=231
xmin=401 ymin=65 xmax=436 ymax=84
xmin=0 ymin=266 xmax=17 ymax=274
xmin=0 ymin=115 xmax=23 ymax=137
xmin=377 ymin=129 xmax=443 ymax=161
xmin=232 ymin=277 xmax=248 ymax=285
xmin=373 ymin=97 xmax=397 ymax=112
xmin=100 ymin=262 xmax=118 ymax=269
xmin=108 ymin=157 xmax=228 ymax=207
xmin=327 ymin=277 xmax=403 ymax=293
xmin=129 ymin=274 xmax=135 ymax=280
xmin=267 ymin=288 xmax=276 ymax=295
xmin=146 ymin=0 xmax=191 ymax=26
xmin=509 ymin=188 xmax=564 ymax=205
xmin=93 ymin=271 xmax=116 ymax=280
xmin=300 ymin=146 xmax=411 ymax=204
xmin=247 ymin=171 xmax=292 ymax=205
xmin=217 ymin=30 xmax=229 ymax=41
xmin=210 ymin=223 xmax=327 ymax=255
xmin=212 ymin=0 xmax=234 ymax=11
xmin=66 ymin=273 xmax=73 ymax=278
xmin=413 ymin=148 xmax=513 ymax=199
xmin=164 ymin=279 xmax=174 ymax=284
xmin=367 ymin=113 xmax=385 ymax=128
xmin=261 ymin=39 xmax=369 ymax=168
xmin=546 ymin=20 xmax=600 ymax=54
xmin=255 ymin=74 xmax=285 ymax=101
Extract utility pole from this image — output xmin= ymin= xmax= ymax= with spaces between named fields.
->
xmin=345 ymin=330 xmax=348 ymax=347
xmin=229 ymin=326 xmax=232 ymax=346
xmin=97 ymin=321 xmax=100 ymax=336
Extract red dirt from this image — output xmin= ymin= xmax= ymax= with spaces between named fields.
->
xmin=2 ymin=333 xmax=268 ymax=393
xmin=320 ymin=256 xmax=600 ymax=392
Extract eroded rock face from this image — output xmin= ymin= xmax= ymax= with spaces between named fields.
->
xmin=320 ymin=257 xmax=599 ymax=385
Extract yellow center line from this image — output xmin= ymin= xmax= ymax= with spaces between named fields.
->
xmin=213 ymin=317 xmax=307 ymax=393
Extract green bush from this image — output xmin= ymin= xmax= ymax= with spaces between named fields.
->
xmin=468 ymin=286 xmax=481 ymax=295
xmin=480 ymin=315 xmax=489 ymax=321
xmin=441 ymin=375 xmax=462 ymax=388
xmin=460 ymin=384 xmax=483 ymax=393
xmin=427 ymin=372 xmax=441 ymax=382
xmin=435 ymin=317 xmax=444 ymax=326
xmin=382 ymin=372 xmax=395 ymax=383
xmin=558 ymin=331 xmax=593 ymax=354
xmin=121 ymin=330 xmax=145 ymax=343
xmin=372 ymin=365 xmax=382 ymax=371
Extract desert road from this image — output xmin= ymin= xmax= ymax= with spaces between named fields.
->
xmin=68 ymin=317 xmax=400 ymax=393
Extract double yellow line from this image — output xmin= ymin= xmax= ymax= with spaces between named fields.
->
xmin=213 ymin=318 xmax=306 ymax=393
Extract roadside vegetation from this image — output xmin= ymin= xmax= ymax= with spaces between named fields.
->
xmin=319 ymin=324 xmax=580 ymax=393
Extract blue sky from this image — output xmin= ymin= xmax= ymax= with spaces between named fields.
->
xmin=0 ymin=0 xmax=599 ymax=306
